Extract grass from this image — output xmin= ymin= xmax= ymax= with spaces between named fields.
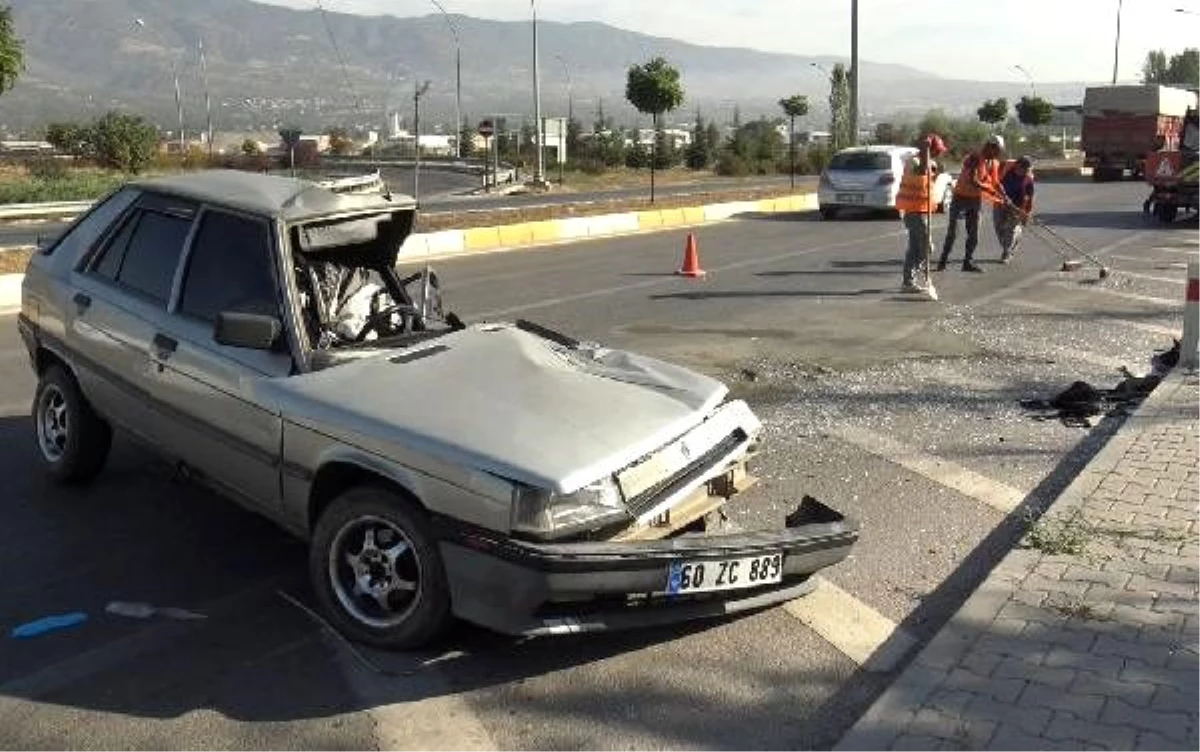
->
xmin=1045 ymin=596 xmax=1108 ymax=621
xmin=1022 ymin=508 xmax=1090 ymax=556
xmin=0 ymin=167 xmax=127 ymax=204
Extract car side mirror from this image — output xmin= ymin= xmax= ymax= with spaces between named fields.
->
xmin=214 ymin=312 xmax=281 ymax=350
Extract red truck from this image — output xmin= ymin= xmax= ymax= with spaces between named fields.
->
xmin=1081 ymin=85 xmax=1197 ymax=182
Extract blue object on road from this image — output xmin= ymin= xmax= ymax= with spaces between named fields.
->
xmin=10 ymin=612 xmax=88 ymax=638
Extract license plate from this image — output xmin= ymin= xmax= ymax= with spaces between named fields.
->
xmin=836 ymin=193 xmax=863 ymax=204
xmin=666 ymin=553 xmax=782 ymax=595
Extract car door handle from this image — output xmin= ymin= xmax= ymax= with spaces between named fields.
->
xmin=152 ymin=333 xmax=178 ymax=360
xmin=72 ymin=292 xmax=91 ymax=313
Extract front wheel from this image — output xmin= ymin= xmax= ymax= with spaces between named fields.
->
xmin=33 ymin=365 xmax=112 ymax=484
xmin=310 ymin=486 xmax=452 ymax=649
xmin=820 ymin=206 xmax=838 ymax=220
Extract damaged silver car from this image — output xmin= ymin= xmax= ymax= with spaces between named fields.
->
xmin=18 ymin=171 xmax=858 ymax=647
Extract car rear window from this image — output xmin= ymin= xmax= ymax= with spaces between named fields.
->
xmin=828 ymin=152 xmax=893 ymax=171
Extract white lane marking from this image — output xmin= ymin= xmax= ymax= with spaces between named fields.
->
xmin=1006 ymin=298 xmax=1180 ymax=338
xmin=782 ymin=577 xmax=918 ymax=673
xmin=1117 ymin=270 xmax=1186 ymax=286
xmin=1082 ymin=287 xmax=1181 ymax=308
xmin=1107 ymin=254 xmax=1190 ymax=267
xmin=475 ymin=230 xmax=903 ymax=319
xmin=828 ymin=424 xmax=1027 ymax=514
xmin=1151 ymin=246 xmax=1199 ymax=255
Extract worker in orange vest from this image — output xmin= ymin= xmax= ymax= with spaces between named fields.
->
xmin=936 ymin=134 xmax=1004 ymax=273
xmin=896 ymin=133 xmax=948 ymax=293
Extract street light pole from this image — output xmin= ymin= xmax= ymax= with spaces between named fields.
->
xmin=134 ymin=18 xmax=186 ymax=154
xmin=850 ymin=0 xmax=859 ymax=146
xmin=531 ymin=0 xmax=545 ymax=185
xmin=429 ymin=0 xmax=462 ymax=160
xmin=1112 ymin=0 xmax=1123 ymax=84
xmin=1013 ymin=64 xmax=1037 ymax=98
xmin=555 ymin=54 xmax=572 ymax=185
xmin=413 ymin=80 xmax=431 ymax=206
xmin=199 ymin=36 xmax=214 ymax=161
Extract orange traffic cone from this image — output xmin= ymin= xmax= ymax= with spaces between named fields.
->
xmin=676 ymin=232 xmax=707 ymax=278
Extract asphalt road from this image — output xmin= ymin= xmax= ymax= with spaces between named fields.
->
xmin=0 ymin=180 xmax=1194 ymax=749
xmin=0 ymin=173 xmax=803 ymax=248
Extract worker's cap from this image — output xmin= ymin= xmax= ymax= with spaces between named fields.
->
xmin=985 ymin=134 xmax=1006 ymax=150
xmin=1017 ymin=155 xmax=1033 ymax=168
xmin=925 ymin=133 xmax=948 ymax=156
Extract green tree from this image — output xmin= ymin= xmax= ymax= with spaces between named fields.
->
xmin=828 ymin=63 xmax=852 ymax=150
xmin=0 ymin=5 xmax=24 ymax=98
xmin=45 ymin=121 xmax=89 ymax=156
xmin=685 ymin=109 xmax=710 ymax=170
xmin=1015 ymin=96 xmax=1055 ymax=127
xmin=653 ymin=125 xmax=677 ymax=169
xmin=279 ymin=127 xmax=302 ymax=174
xmin=241 ymin=138 xmax=262 ymax=156
xmin=977 ymin=98 xmax=1009 ymax=127
xmin=779 ymin=94 xmax=809 ymax=187
xmin=704 ymin=121 xmax=721 ymax=163
xmin=565 ymin=116 xmax=582 ymax=162
xmin=458 ymin=120 xmax=475 ymax=159
xmin=1142 ymin=50 xmax=1169 ymax=84
xmin=89 ymin=111 xmax=158 ymax=173
xmin=625 ymin=56 xmax=685 ymax=201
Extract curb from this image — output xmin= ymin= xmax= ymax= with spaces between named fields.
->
xmin=0 ymin=192 xmax=818 ymax=313
xmin=834 ymin=366 xmax=1198 ymax=750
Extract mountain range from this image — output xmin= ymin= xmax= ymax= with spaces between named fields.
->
xmin=0 ymin=0 xmax=1090 ymax=136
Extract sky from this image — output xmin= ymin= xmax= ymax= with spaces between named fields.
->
xmin=260 ymin=0 xmax=1200 ymax=83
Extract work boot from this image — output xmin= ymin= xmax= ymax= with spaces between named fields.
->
xmin=1000 ymin=251 xmax=1011 ymax=264
xmin=900 ymin=281 xmax=924 ymax=293
xmin=962 ymin=262 xmax=984 ymax=273
xmin=934 ymin=260 xmax=947 ymax=272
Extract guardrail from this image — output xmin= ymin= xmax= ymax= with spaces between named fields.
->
xmin=0 ymin=200 xmax=94 ymax=221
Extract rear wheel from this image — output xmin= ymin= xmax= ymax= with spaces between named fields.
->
xmin=33 ymin=365 xmax=112 ymax=484
xmin=310 ymin=485 xmax=452 ymax=649
xmin=820 ymin=206 xmax=838 ymax=220
xmin=1156 ymin=202 xmax=1179 ymax=223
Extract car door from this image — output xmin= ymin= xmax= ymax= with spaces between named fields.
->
xmin=67 ymin=194 xmax=196 ymax=446
xmin=147 ymin=207 xmax=291 ymax=514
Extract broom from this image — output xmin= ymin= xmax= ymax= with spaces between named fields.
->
xmin=922 ymin=153 xmax=939 ymax=301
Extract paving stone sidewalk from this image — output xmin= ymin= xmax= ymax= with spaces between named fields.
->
xmin=837 ymin=368 xmax=1200 ymax=751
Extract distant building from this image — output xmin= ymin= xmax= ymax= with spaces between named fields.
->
xmin=0 ymin=140 xmax=54 ymax=154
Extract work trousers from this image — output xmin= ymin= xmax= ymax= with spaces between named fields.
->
xmin=903 ymin=212 xmax=929 ymax=286
xmin=939 ymin=195 xmax=982 ymax=266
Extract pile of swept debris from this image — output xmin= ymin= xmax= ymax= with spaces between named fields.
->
xmin=1020 ymin=340 xmax=1181 ymax=427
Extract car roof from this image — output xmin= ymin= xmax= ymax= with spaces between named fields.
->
xmin=833 ymin=144 xmax=916 ymax=156
xmin=128 ymin=170 xmax=415 ymax=223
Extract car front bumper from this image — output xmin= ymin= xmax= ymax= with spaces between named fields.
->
xmin=435 ymin=495 xmax=858 ymax=637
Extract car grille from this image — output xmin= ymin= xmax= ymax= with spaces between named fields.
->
xmin=624 ymin=429 xmax=748 ymax=519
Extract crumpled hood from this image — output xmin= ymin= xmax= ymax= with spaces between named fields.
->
xmin=261 ymin=324 xmax=728 ymax=493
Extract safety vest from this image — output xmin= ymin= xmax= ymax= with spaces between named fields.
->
xmin=895 ymin=171 xmax=938 ymax=214
xmin=954 ymin=152 xmax=1001 ymax=200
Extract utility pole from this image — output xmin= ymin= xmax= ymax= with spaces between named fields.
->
xmin=850 ymin=0 xmax=859 ymax=146
xmin=1112 ymin=0 xmax=1123 ymax=84
xmin=429 ymin=0 xmax=462 ymax=159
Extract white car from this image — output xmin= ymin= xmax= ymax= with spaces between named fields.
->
xmin=818 ymin=145 xmax=955 ymax=219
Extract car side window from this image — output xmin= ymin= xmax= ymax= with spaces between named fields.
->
xmin=48 ymin=187 xmax=139 ymax=263
xmin=179 ymin=210 xmax=280 ymax=323
xmin=113 ymin=210 xmax=193 ymax=304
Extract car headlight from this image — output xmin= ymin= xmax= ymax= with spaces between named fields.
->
xmin=511 ymin=477 xmax=629 ymax=539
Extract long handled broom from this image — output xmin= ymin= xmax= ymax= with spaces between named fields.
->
xmin=923 ymin=156 xmax=939 ymax=301
xmin=992 ymin=190 xmax=1111 ymax=279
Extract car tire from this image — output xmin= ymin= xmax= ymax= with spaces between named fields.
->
xmin=33 ymin=365 xmax=112 ymax=484
xmin=310 ymin=485 xmax=452 ymax=649
xmin=820 ymin=207 xmax=838 ymax=220
xmin=1157 ymin=203 xmax=1178 ymax=223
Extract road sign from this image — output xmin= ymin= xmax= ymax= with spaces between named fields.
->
xmin=478 ymin=119 xmax=495 ymax=137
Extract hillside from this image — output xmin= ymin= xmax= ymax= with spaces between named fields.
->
xmin=0 ymin=0 xmax=1087 ymax=135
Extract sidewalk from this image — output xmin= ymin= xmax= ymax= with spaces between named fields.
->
xmin=838 ymin=368 xmax=1199 ymax=751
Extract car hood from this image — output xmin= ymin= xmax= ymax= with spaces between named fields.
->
xmin=261 ymin=324 xmax=729 ymax=493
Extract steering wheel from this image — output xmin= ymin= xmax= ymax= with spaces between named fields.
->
xmin=354 ymin=303 xmax=422 ymax=342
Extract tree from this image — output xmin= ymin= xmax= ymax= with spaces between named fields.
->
xmin=1142 ymin=48 xmax=1199 ymax=87
xmin=241 ymin=138 xmax=262 ymax=156
xmin=685 ymin=109 xmax=709 ymax=170
xmin=652 ymin=125 xmax=677 ymax=170
xmin=45 ymin=122 xmax=89 ymax=156
xmin=977 ymin=98 xmax=1009 ymax=127
xmin=326 ymin=127 xmax=355 ymax=156
xmin=458 ymin=120 xmax=475 ymax=159
xmin=778 ymin=94 xmax=809 ymax=188
xmin=0 ymin=5 xmax=24 ymax=98
xmin=1142 ymin=50 xmax=1169 ymax=85
xmin=89 ymin=111 xmax=158 ymax=173
xmin=1015 ymin=96 xmax=1055 ymax=128
xmin=828 ymin=63 xmax=852 ymax=150
xmin=625 ymin=56 xmax=684 ymax=202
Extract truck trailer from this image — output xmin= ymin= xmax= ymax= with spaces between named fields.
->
xmin=1081 ymin=85 xmax=1197 ymax=182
